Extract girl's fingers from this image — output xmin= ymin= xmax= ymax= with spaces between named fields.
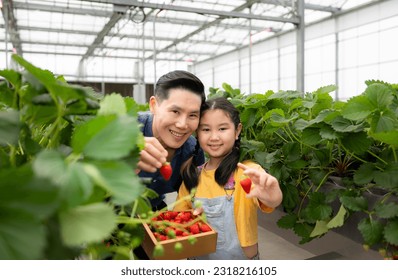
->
xmin=237 ymin=162 xmax=248 ymax=170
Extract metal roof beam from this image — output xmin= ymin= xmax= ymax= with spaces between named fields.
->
xmin=81 ymin=10 xmax=126 ymax=61
xmin=13 ymin=2 xmax=265 ymax=32
xmin=258 ymin=0 xmax=340 ymax=13
xmin=9 ymin=40 xmax=215 ymax=56
xmin=82 ymin=0 xmax=299 ymax=24
xmin=1 ymin=0 xmax=23 ymax=55
xmin=0 ymin=49 xmax=185 ymax=62
xmin=145 ymin=0 xmax=268 ymax=60
xmin=1 ymin=24 xmax=240 ymax=48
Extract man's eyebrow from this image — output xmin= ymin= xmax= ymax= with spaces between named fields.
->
xmin=170 ymin=105 xmax=200 ymax=114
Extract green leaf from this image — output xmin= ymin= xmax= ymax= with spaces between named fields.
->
xmin=84 ymin=161 xmax=144 ymax=205
xmin=0 ymin=69 xmax=22 ymax=90
xmin=357 ymin=218 xmax=384 ymax=246
xmin=0 ymin=82 xmax=15 ymax=108
xmin=293 ymin=222 xmax=314 ymax=244
xmin=72 ymin=114 xmax=115 ymax=153
xmin=23 ymin=104 xmax=58 ymax=125
xmin=0 ymin=110 xmax=20 ymax=145
xmin=59 ymin=203 xmax=117 ymax=246
xmin=314 ymin=84 xmax=337 ymax=95
xmin=373 ymin=163 xmax=398 ymax=191
xmin=13 ymin=54 xmax=56 ymax=88
xmin=319 ymin=124 xmax=339 ymax=140
xmin=281 ymin=183 xmax=299 ymax=211
xmin=369 ymin=110 xmax=397 ymax=133
xmin=331 ymin=116 xmax=364 ymax=132
xmin=354 ymin=163 xmax=376 ymax=185
xmin=327 ymin=204 xmax=347 ymax=228
xmin=72 ymin=114 xmax=140 ymax=160
xmin=277 ymin=213 xmax=297 ymax=229
xmin=370 ymin=130 xmax=398 ymax=147
xmin=310 ymin=220 xmax=329 ymax=237
xmin=98 ymin=93 xmax=126 ymax=116
xmin=342 ymin=95 xmax=374 ymax=121
xmin=33 ymin=150 xmax=67 ymax=186
xmin=301 ymin=127 xmax=322 ymax=146
xmin=365 ymin=83 xmax=394 ymax=109
xmin=306 ymin=192 xmax=332 ymax=220
xmin=340 ymin=195 xmax=368 ymax=211
xmin=375 ymin=203 xmax=398 ymax=219
xmin=0 ymin=209 xmax=46 ymax=260
xmin=341 ymin=132 xmax=372 ymax=155
xmin=0 ymin=164 xmax=59 ymax=219
xmin=383 ymin=219 xmax=398 ymax=246
xmin=61 ymin=162 xmax=94 ymax=208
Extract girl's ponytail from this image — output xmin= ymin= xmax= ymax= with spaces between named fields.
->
xmin=181 ymin=138 xmax=201 ymax=191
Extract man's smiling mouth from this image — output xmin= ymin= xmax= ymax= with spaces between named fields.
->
xmin=170 ymin=130 xmax=185 ymax=137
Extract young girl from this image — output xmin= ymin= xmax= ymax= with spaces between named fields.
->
xmin=174 ymin=97 xmax=283 ymax=260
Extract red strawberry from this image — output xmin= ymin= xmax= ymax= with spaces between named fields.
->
xmin=162 ymin=212 xmax=171 ymax=220
xmin=160 ymin=162 xmax=172 ymax=181
xmin=199 ymin=223 xmax=212 ymax=232
xmin=189 ymin=223 xmax=200 ymax=234
xmin=240 ymin=177 xmax=252 ymax=194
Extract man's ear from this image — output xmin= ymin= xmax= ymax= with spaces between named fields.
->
xmin=236 ymin=123 xmax=242 ymax=139
xmin=149 ymin=96 xmax=157 ymax=114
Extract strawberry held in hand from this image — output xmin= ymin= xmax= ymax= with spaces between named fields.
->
xmin=160 ymin=162 xmax=172 ymax=181
xmin=240 ymin=177 xmax=252 ymax=194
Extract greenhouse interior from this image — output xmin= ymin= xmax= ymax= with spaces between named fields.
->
xmin=1 ymin=0 xmax=398 ymax=261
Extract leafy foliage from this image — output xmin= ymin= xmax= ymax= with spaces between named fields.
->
xmin=222 ymin=80 xmax=398 ymax=258
xmin=0 ymin=55 xmax=149 ymax=259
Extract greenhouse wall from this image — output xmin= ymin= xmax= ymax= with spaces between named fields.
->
xmin=192 ymin=0 xmax=398 ymax=100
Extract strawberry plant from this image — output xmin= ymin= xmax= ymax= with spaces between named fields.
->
xmin=0 ymin=55 xmax=153 ymax=260
xmin=214 ymin=81 xmax=398 ymax=259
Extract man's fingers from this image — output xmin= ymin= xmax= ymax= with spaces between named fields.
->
xmin=146 ymin=137 xmax=168 ymax=158
xmin=193 ymin=207 xmax=204 ymax=216
xmin=137 ymin=160 xmax=157 ymax=173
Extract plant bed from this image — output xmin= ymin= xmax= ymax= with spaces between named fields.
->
xmin=209 ymin=81 xmax=398 ymax=259
xmin=141 ymin=211 xmax=217 ymax=260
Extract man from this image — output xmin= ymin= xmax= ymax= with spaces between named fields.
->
xmin=137 ymin=70 xmax=206 ymax=210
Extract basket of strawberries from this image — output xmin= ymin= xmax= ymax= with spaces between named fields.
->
xmin=141 ymin=210 xmax=217 ymax=260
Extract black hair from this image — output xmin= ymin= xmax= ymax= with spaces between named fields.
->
xmin=182 ymin=97 xmax=241 ymax=191
xmin=154 ymin=70 xmax=206 ymax=106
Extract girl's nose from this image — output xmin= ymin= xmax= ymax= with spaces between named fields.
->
xmin=209 ymin=132 xmax=220 ymax=140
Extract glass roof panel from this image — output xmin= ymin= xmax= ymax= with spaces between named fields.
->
xmin=1 ymin=0 xmax=377 ymax=81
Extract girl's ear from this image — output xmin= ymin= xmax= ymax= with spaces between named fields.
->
xmin=235 ymin=123 xmax=242 ymax=139
xmin=149 ymin=96 xmax=157 ymax=114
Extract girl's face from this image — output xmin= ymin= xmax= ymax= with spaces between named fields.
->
xmin=198 ymin=109 xmax=242 ymax=161
xmin=150 ymin=88 xmax=202 ymax=150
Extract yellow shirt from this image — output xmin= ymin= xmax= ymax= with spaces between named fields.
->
xmin=174 ymin=161 xmax=273 ymax=247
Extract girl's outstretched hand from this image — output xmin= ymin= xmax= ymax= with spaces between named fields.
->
xmin=237 ymin=162 xmax=283 ymax=208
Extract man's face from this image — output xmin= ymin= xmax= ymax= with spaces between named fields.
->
xmin=150 ymin=88 xmax=202 ymax=150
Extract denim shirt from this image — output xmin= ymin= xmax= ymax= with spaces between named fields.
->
xmin=137 ymin=112 xmax=205 ymax=208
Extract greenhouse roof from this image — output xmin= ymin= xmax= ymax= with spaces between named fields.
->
xmin=1 ymin=0 xmax=379 ymax=78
